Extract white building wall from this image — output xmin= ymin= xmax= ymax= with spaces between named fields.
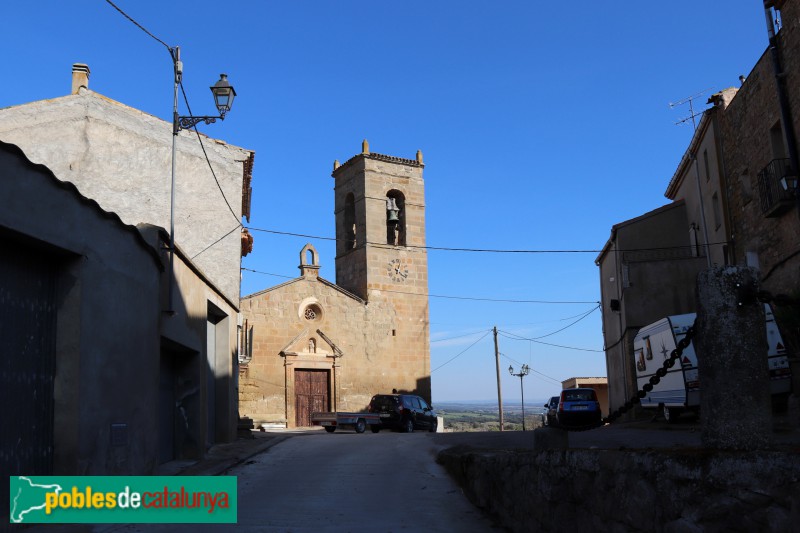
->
xmin=0 ymin=88 xmax=251 ymax=303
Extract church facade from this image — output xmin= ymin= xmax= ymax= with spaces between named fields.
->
xmin=239 ymin=142 xmax=431 ymax=427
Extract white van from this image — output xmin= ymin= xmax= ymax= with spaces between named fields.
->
xmin=633 ymin=305 xmax=791 ymax=422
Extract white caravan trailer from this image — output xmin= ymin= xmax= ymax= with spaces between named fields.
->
xmin=633 ymin=305 xmax=791 ymax=422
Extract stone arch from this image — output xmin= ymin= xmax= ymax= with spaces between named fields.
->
xmin=300 ymin=243 xmax=319 ymax=267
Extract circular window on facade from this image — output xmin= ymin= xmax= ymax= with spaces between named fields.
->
xmin=303 ymin=304 xmax=322 ymax=321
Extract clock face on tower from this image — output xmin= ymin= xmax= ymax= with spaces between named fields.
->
xmin=387 ymin=258 xmax=409 ymax=282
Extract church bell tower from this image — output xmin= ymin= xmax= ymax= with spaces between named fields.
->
xmin=331 ymin=140 xmax=430 ymax=399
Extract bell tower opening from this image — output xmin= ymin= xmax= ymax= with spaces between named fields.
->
xmin=386 ymin=190 xmax=406 ymax=246
xmin=344 ymin=193 xmax=356 ymax=250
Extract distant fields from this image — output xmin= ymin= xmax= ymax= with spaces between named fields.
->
xmin=435 ymin=401 xmax=548 ymax=432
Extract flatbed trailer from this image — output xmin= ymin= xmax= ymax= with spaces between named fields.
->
xmin=310 ymin=412 xmax=382 ymax=433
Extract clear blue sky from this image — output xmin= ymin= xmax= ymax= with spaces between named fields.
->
xmin=2 ymin=1 xmax=770 ymax=402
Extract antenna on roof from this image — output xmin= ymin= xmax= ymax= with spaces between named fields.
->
xmin=669 ymin=88 xmax=713 ymax=130
xmin=669 ymin=88 xmax=714 ymax=269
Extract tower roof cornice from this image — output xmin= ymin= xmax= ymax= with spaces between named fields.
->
xmin=332 ymin=152 xmax=424 ymax=178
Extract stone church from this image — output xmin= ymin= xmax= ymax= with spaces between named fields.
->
xmin=239 ymin=141 xmax=431 ymax=428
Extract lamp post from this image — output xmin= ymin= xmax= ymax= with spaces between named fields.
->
xmin=167 ymin=46 xmax=237 ymax=313
xmin=508 ymin=364 xmax=530 ymax=431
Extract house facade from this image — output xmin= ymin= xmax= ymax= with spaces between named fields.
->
xmin=0 ymin=65 xmax=253 ymax=470
xmin=0 ymin=64 xmax=254 ymax=305
xmin=0 ymin=140 xmax=241 ymax=489
xmin=239 ymin=143 xmax=431 ymax=428
xmin=716 ymin=0 xmax=800 ymax=355
xmin=597 ymin=0 xmax=800 ymax=413
xmin=596 ymin=202 xmax=707 ymax=414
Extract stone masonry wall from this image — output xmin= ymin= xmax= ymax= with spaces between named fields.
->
xmin=438 ymin=446 xmax=800 ymax=532
xmin=720 ymin=0 xmax=800 ymax=294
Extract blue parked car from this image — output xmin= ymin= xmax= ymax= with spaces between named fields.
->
xmin=543 ymin=396 xmax=559 ymax=426
xmin=556 ymin=388 xmax=602 ymax=428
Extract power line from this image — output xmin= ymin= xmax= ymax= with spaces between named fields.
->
xmin=240 ymin=266 xmax=597 ymax=304
xmin=105 ymin=0 xmax=242 ymax=258
xmin=178 ymin=83 xmax=242 ymax=226
xmin=431 ymin=330 xmax=492 ymax=373
xmin=383 ymin=288 xmax=598 ymax=305
xmin=192 ymin=224 xmax=241 ymax=260
xmin=245 ymin=226 xmax=730 ymax=255
xmin=500 ymin=353 xmax=561 ymax=385
xmin=432 ymin=329 xmax=492 ymax=344
xmin=240 ymin=267 xmax=295 ymax=280
xmin=528 ymin=305 xmax=599 ymax=340
xmin=104 ymin=0 xmax=171 ymax=50
xmin=498 ymin=331 xmax=603 ymax=353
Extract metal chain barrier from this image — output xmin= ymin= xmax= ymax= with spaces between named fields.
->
xmin=558 ymin=322 xmax=698 ymax=432
xmin=601 ymin=323 xmax=697 ymax=427
xmin=556 ymin=289 xmax=797 ymax=433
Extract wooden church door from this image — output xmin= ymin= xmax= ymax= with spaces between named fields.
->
xmin=295 ymin=369 xmax=329 ymax=427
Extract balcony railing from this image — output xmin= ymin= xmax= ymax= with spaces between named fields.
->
xmin=757 ymin=158 xmax=796 ymax=217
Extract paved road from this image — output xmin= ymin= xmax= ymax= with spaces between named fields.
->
xmin=114 ymin=430 xmax=501 ymax=533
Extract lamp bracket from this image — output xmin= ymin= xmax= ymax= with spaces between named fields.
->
xmin=176 ymin=114 xmax=223 ymax=133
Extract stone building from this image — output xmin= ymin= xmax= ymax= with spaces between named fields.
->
xmin=0 ymin=64 xmax=254 ymax=305
xmin=240 ymin=142 xmax=430 ymax=428
xmin=716 ymin=0 xmax=800 ymax=350
xmin=598 ymin=0 xmax=800 ymax=413
xmin=0 ymin=140 xmax=241 ymax=525
xmin=0 ymin=65 xmax=253 ymax=464
xmin=596 ymin=202 xmax=707 ymax=414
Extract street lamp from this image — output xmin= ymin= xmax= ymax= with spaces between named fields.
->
xmin=167 ymin=46 xmax=237 ymax=313
xmin=508 ymin=364 xmax=530 ymax=431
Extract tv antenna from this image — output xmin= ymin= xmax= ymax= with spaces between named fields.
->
xmin=669 ymin=88 xmax=713 ymax=130
xmin=669 ymin=88 xmax=714 ymax=268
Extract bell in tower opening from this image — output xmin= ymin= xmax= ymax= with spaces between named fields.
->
xmin=386 ymin=196 xmax=402 ymax=245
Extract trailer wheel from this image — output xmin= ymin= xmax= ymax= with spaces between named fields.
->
xmin=355 ymin=418 xmax=367 ymax=434
xmin=663 ymin=405 xmax=678 ymax=424
xmin=324 ymin=426 xmax=336 ymax=433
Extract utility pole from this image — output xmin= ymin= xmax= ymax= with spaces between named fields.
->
xmin=494 ymin=326 xmax=504 ymax=431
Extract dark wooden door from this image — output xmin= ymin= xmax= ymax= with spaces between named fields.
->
xmin=295 ymin=369 xmax=329 ymax=427
xmin=1 ymin=244 xmax=57 ymax=524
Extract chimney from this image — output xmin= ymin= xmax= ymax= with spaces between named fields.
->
xmin=71 ymin=63 xmax=90 ymax=95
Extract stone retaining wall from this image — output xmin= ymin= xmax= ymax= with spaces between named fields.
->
xmin=438 ymin=446 xmax=800 ymax=532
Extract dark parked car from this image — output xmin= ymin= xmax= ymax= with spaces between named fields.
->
xmin=368 ymin=394 xmax=438 ymax=433
xmin=543 ymin=396 xmax=559 ymax=426
xmin=556 ymin=388 xmax=602 ymax=428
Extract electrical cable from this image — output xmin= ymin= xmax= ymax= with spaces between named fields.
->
xmin=432 ymin=329 xmax=493 ymax=344
xmin=240 ymin=267 xmax=296 ymax=280
xmin=178 ymin=83 xmax=242 ymax=226
xmin=192 ymin=224 xmax=241 ymax=260
xmin=245 ymin=226 xmax=731 ymax=255
xmin=240 ymin=266 xmax=597 ymax=304
xmin=104 ymin=0 xmax=171 ymax=50
xmin=105 ymin=0 xmax=243 ymax=258
xmin=528 ymin=305 xmax=599 ymax=340
xmin=431 ymin=330 xmax=492 ymax=373
xmin=498 ymin=330 xmax=602 ymax=352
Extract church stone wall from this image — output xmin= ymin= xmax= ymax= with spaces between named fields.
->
xmin=240 ymin=273 xmax=424 ymax=427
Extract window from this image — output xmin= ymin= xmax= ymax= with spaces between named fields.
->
xmin=704 ymin=150 xmax=710 ymax=182
xmin=303 ymin=304 xmax=322 ymax=322
xmin=344 ymin=193 xmax=356 ymax=250
xmin=712 ymin=192 xmax=721 ymax=230
xmin=770 ymin=122 xmax=787 ymax=160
